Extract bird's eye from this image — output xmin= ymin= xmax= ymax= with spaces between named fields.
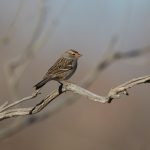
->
xmin=72 ymin=53 xmax=75 ymax=55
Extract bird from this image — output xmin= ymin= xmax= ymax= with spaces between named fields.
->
xmin=34 ymin=49 xmax=82 ymax=90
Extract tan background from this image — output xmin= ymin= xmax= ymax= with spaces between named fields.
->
xmin=0 ymin=0 xmax=150 ymax=150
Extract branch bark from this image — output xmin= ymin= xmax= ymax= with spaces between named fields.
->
xmin=0 ymin=75 xmax=150 ymax=121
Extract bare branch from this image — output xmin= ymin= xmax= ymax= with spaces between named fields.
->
xmin=0 ymin=75 xmax=150 ymax=121
xmin=1 ymin=45 xmax=150 ymax=139
xmin=108 ymin=75 xmax=150 ymax=101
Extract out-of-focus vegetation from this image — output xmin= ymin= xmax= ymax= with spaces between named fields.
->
xmin=0 ymin=0 xmax=150 ymax=150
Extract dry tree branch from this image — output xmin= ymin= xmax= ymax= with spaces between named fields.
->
xmin=0 ymin=45 xmax=150 ymax=139
xmin=108 ymin=75 xmax=150 ymax=101
xmin=0 ymin=75 xmax=150 ymax=121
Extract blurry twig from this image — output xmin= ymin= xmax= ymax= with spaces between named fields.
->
xmin=4 ymin=0 xmax=71 ymax=97
xmin=0 ymin=0 xmax=25 ymax=45
xmin=81 ymin=45 xmax=150 ymax=88
xmin=2 ymin=0 xmax=48 ymax=139
xmin=4 ymin=0 xmax=47 ymax=96
xmin=0 ymin=0 xmax=73 ymax=139
xmin=0 ymin=75 xmax=150 ymax=121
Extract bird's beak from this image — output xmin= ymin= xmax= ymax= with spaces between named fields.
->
xmin=78 ymin=53 xmax=82 ymax=57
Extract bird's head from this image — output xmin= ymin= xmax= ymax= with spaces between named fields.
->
xmin=63 ymin=49 xmax=82 ymax=59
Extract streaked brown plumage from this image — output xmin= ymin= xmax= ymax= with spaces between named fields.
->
xmin=34 ymin=49 xmax=82 ymax=90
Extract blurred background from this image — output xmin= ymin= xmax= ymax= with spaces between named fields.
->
xmin=0 ymin=0 xmax=150 ymax=150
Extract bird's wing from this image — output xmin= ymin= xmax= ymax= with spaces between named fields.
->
xmin=43 ymin=58 xmax=73 ymax=79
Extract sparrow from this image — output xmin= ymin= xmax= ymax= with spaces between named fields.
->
xmin=34 ymin=49 xmax=82 ymax=90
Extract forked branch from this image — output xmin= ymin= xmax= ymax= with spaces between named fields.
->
xmin=0 ymin=75 xmax=150 ymax=121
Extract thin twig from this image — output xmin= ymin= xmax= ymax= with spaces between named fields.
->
xmin=0 ymin=91 xmax=40 ymax=113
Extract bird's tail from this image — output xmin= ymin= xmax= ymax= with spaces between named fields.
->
xmin=34 ymin=78 xmax=50 ymax=90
